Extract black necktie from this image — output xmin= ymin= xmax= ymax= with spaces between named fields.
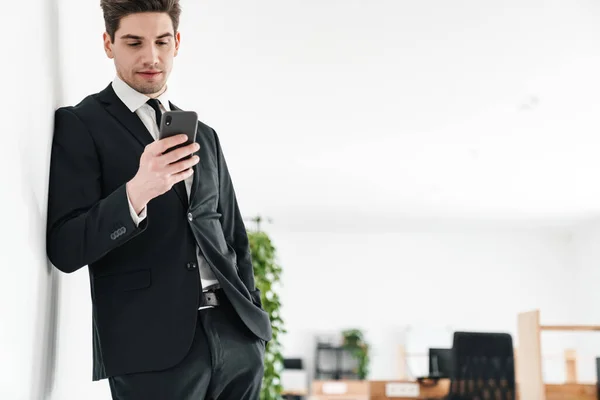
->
xmin=146 ymin=98 xmax=162 ymax=129
xmin=146 ymin=98 xmax=189 ymax=208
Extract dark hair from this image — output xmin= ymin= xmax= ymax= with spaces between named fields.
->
xmin=100 ymin=0 xmax=181 ymax=42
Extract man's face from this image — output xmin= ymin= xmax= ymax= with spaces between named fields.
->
xmin=103 ymin=12 xmax=180 ymax=97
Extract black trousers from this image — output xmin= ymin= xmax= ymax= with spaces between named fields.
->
xmin=108 ymin=292 xmax=266 ymax=399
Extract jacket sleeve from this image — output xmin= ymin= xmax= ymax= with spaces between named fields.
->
xmin=46 ymin=107 xmax=148 ymax=273
xmin=213 ymin=130 xmax=260 ymax=303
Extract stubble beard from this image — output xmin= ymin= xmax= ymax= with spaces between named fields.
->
xmin=132 ymin=79 xmax=166 ymax=96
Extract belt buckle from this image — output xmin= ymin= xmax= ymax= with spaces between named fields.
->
xmin=198 ymin=289 xmax=220 ymax=310
xmin=204 ymin=291 xmax=219 ymax=306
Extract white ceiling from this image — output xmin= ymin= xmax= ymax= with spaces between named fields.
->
xmin=60 ymin=0 xmax=600 ymax=230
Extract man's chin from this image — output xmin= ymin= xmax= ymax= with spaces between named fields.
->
xmin=129 ymin=77 xmax=166 ymax=95
xmin=136 ymin=83 xmax=166 ymax=95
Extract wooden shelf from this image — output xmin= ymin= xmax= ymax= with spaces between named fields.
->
xmin=541 ymin=325 xmax=600 ymax=332
xmin=518 ymin=309 xmax=600 ymax=400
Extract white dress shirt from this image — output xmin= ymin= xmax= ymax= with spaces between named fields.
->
xmin=112 ymin=75 xmax=220 ymax=291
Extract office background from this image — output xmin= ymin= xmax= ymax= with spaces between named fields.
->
xmin=4 ymin=0 xmax=600 ymax=398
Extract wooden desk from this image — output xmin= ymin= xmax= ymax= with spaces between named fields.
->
xmin=282 ymin=389 xmax=308 ymax=397
xmin=545 ymin=383 xmax=597 ymax=400
xmin=311 ymin=380 xmax=451 ymax=400
xmin=311 ymin=380 xmax=597 ymax=400
xmin=369 ymin=380 xmax=449 ymax=399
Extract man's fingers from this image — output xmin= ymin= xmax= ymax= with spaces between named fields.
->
xmin=151 ymin=134 xmax=188 ymax=155
xmin=161 ymin=142 xmax=200 ymax=165
xmin=170 ymin=167 xmax=195 ymax=186
xmin=167 ymin=155 xmax=200 ymax=175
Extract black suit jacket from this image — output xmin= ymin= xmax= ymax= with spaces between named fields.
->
xmin=46 ymin=83 xmax=272 ymax=381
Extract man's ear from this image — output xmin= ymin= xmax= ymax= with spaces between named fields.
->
xmin=103 ymin=32 xmax=114 ymax=59
xmin=174 ymin=31 xmax=181 ymax=57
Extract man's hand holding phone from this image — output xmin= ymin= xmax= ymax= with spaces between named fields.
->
xmin=126 ymin=134 xmax=200 ymax=214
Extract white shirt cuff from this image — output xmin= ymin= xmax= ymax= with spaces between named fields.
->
xmin=127 ymin=191 xmax=147 ymax=226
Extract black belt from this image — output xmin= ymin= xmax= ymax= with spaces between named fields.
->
xmin=199 ymin=287 xmax=223 ymax=309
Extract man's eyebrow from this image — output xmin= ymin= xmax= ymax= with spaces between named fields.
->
xmin=120 ymin=34 xmax=143 ymax=40
xmin=120 ymin=33 xmax=173 ymax=40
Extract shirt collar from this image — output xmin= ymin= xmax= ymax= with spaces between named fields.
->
xmin=112 ymin=75 xmax=172 ymax=112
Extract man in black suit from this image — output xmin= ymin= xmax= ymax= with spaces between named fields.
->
xmin=46 ymin=1 xmax=271 ymax=398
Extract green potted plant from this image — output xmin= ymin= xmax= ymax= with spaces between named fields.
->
xmin=342 ymin=329 xmax=370 ymax=380
xmin=248 ymin=217 xmax=286 ymax=400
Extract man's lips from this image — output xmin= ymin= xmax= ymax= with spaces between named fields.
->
xmin=138 ymin=71 xmax=162 ymax=78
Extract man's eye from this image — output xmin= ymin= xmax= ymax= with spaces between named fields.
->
xmin=157 ymin=42 xmax=168 ymax=46
xmin=128 ymin=43 xmax=141 ymax=47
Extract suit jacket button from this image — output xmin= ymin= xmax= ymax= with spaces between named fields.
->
xmin=187 ymin=262 xmax=197 ymax=270
xmin=187 ymin=213 xmax=193 ymax=222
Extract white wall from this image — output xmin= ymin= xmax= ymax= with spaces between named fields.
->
xmin=56 ymin=0 xmax=600 ymax=228
xmin=12 ymin=0 xmax=597 ymax=398
xmin=0 ymin=0 xmax=61 ymax=399
xmin=269 ymin=222 xmax=579 ymax=383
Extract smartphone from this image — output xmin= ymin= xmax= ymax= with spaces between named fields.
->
xmin=158 ymin=110 xmax=198 ymax=161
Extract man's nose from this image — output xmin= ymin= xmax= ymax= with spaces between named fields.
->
xmin=141 ymin=44 xmax=159 ymax=66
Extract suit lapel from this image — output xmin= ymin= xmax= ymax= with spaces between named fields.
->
xmin=97 ymin=84 xmax=155 ymax=148
xmin=97 ymin=84 xmax=189 ymax=209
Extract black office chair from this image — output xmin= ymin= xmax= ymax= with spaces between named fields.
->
xmin=446 ymin=332 xmax=515 ymax=400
